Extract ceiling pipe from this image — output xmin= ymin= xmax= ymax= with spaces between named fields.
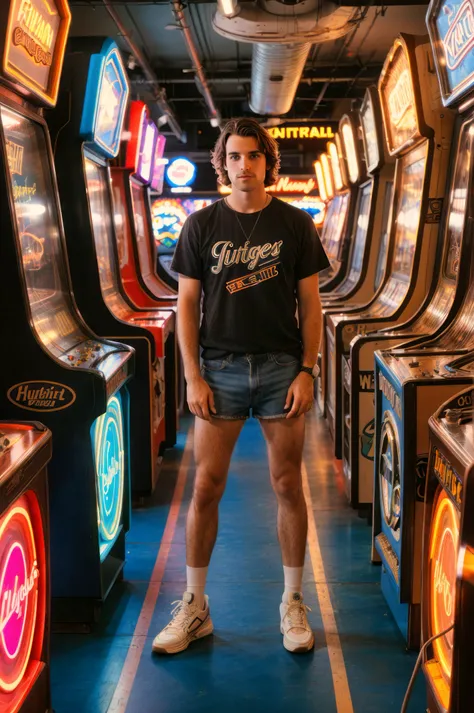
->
xmin=171 ymin=0 xmax=222 ymax=127
xmin=131 ymin=75 xmax=376 ymax=85
xmin=101 ymin=0 xmax=186 ymax=142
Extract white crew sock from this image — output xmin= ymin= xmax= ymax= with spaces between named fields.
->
xmin=186 ymin=566 xmax=208 ymax=609
xmin=283 ymin=565 xmax=304 ymax=602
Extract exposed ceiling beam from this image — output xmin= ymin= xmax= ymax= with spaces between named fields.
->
xmin=133 ymin=66 xmax=382 ymax=85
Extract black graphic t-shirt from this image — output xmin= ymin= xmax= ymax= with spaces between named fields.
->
xmin=171 ymin=197 xmax=330 ymax=358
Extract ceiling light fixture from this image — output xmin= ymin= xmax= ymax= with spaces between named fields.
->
xmin=217 ymin=0 xmax=240 ymax=18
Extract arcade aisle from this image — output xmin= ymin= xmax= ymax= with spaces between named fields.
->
xmin=49 ymin=413 xmax=426 ymax=713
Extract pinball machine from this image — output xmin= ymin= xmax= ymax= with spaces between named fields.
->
xmin=47 ymin=37 xmax=177 ymax=496
xmin=0 ymin=2 xmax=134 ymax=626
xmin=318 ymin=133 xmax=356 ymax=293
xmin=421 ymin=383 xmax=474 ymax=713
xmin=321 ymin=88 xmax=395 ymax=309
xmin=0 ymin=423 xmax=51 ymax=713
xmin=317 ymin=87 xmax=395 ymax=415
xmin=372 ymin=1 xmax=474 ymax=647
xmin=325 ymin=34 xmax=454 ymax=491
xmin=111 ymin=100 xmax=177 ymax=306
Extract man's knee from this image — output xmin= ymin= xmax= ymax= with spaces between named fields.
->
xmin=192 ymin=467 xmax=226 ymax=511
xmin=271 ymin=467 xmax=303 ymax=505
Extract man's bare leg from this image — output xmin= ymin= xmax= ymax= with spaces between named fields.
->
xmin=260 ymin=415 xmax=313 ymax=653
xmin=187 ymin=417 xmax=245 ymax=567
xmin=259 ymin=416 xmax=307 ymax=567
xmin=153 ymin=417 xmax=244 ymax=654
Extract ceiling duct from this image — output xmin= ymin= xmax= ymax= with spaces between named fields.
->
xmin=251 ymin=43 xmax=311 ymax=116
xmin=213 ymin=0 xmax=357 ymax=116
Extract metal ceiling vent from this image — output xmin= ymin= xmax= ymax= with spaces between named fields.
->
xmin=214 ymin=0 xmax=357 ymax=116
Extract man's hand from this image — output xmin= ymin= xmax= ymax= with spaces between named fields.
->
xmin=187 ymin=376 xmax=217 ymax=421
xmin=284 ymin=372 xmax=314 ymax=419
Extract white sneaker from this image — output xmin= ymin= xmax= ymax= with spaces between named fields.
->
xmin=280 ymin=592 xmax=314 ymax=653
xmin=152 ymin=592 xmax=213 ymax=654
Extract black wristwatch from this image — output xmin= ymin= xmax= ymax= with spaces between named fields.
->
xmin=300 ymin=365 xmax=316 ymax=379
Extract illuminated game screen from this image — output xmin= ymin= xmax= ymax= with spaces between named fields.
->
xmin=324 ymin=193 xmax=349 ymax=262
xmin=350 ymin=183 xmax=373 ymax=275
xmin=151 ymin=197 xmax=217 ymax=253
xmin=1 ymin=106 xmax=84 ymax=357
xmin=392 ymin=151 xmax=426 ymax=277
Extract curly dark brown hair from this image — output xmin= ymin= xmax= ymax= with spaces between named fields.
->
xmin=211 ymin=118 xmax=280 ymax=187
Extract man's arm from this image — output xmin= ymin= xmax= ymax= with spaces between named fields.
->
xmin=284 ymin=273 xmax=322 ymax=418
xmin=297 ymin=273 xmax=323 ymax=369
xmin=177 ymin=275 xmax=216 ymax=420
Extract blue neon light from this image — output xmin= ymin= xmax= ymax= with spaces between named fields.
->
xmin=165 ymin=157 xmax=197 ymax=188
xmin=79 ymin=38 xmax=130 ymax=158
xmin=91 ymin=393 xmax=125 ymax=560
xmin=428 ymin=0 xmax=474 ymax=105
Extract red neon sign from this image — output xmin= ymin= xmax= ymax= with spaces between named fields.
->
xmin=0 ymin=494 xmax=45 ymax=694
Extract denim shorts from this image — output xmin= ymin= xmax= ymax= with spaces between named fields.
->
xmin=200 ymin=352 xmax=300 ymax=420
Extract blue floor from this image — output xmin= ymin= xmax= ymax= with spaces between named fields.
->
xmin=50 ymin=413 xmax=426 ymax=713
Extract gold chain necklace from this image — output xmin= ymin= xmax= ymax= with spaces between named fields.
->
xmin=225 ymin=195 xmax=269 ymax=242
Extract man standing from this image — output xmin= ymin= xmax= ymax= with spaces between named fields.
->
xmin=153 ymin=118 xmax=329 ymax=655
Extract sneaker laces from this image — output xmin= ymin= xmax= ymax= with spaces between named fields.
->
xmin=284 ymin=600 xmax=312 ymax=634
xmin=164 ymin=599 xmax=196 ymax=633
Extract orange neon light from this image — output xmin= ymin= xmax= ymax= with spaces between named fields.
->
xmin=428 ymin=488 xmax=459 ymax=702
xmin=327 ymin=141 xmax=343 ymax=192
xmin=0 ymin=503 xmax=39 ymax=693
xmin=320 ymin=153 xmax=334 ymax=199
xmin=314 ymin=160 xmax=327 ymax=203
xmin=3 ymin=0 xmax=72 ymax=107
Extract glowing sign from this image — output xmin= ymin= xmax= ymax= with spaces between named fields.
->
xmin=91 ymin=393 xmax=125 ymax=559
xmin=166 ymin=157 xmax=197 ymax=188
xmin=379 ymin=39 xmax=419 ymax=153
xmin=79 ymin=38 xmax=129 ymax=158
xmin=124 ymin=101 xmax=158 ymax=183
xmin=3 ymin=0 xmax=71 ymax=105
xmin=428 ymin=0 xmax=474 ymax=105
xmin=279 ymin=196 xmax=325 ymax=226
xmin=218 ymin=175 xmax=317 ymax=195
xmin=341 ymin=118 xmax=360 ymax=184
xmin=328 ymin=142 xmax=343 ymax=192
xmin=267 ymin=125 xmax=335 ymax=140
xmin=139 ymin=122 xmax=157 ymax=184
xmin=151 ymin=133 xmax=167 ymax=193
xmin=320 ymin=154 xmax=334 ymax=199
xmin=314 ymin=160 xmax=327 ymax=203
xmin=0 ymin=496 xmax=44 ymax=693
xmin=428 ymin=488 xmax=459 ymax=696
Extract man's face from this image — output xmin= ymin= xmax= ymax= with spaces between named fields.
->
xmin=224 ymin=134 xmax=267 ymax=192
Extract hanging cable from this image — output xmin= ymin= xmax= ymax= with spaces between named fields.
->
xmin=400 ymin=623 xmax=454 ymax=713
